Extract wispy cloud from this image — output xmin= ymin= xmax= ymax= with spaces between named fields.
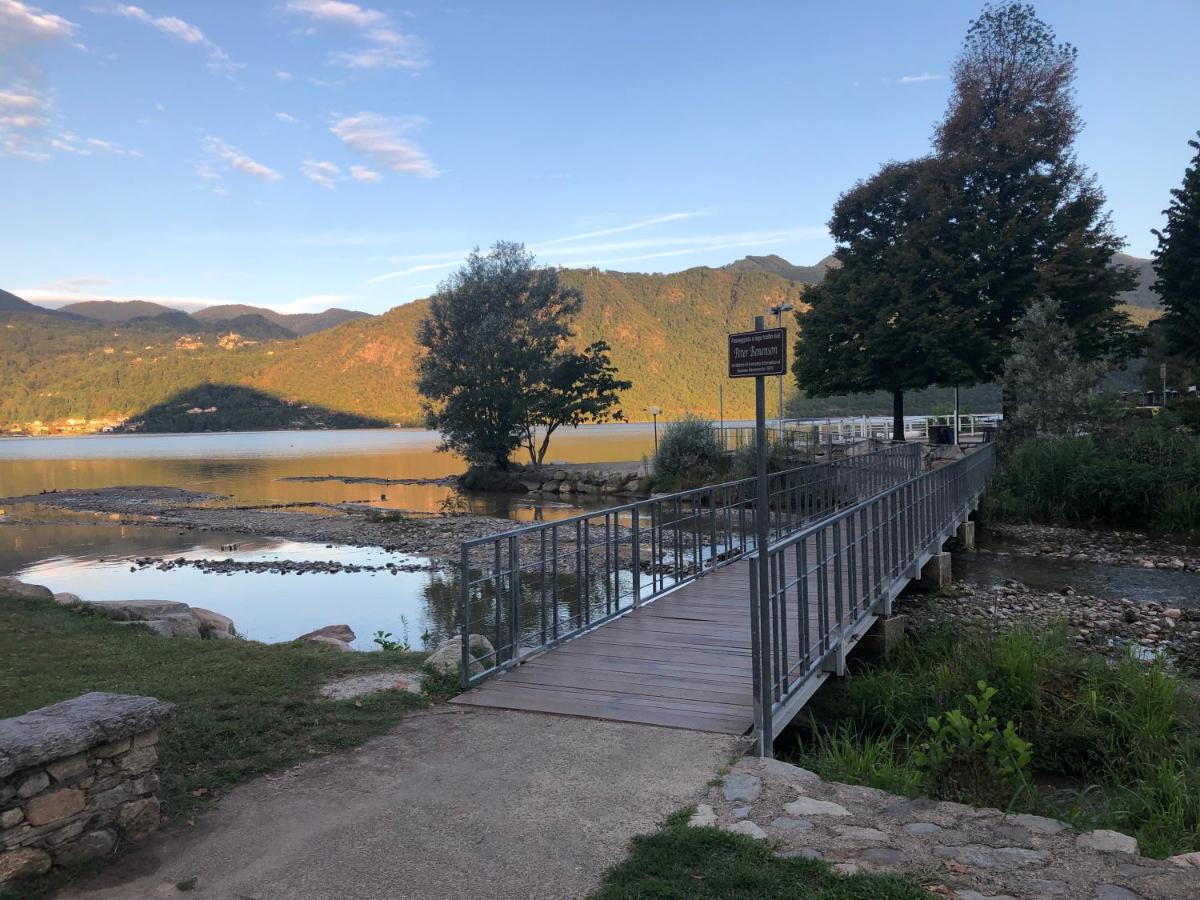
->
xmin=331 ymin=112 xmax=438 ymax=177
xmin=365 ymin=260 xmax=457 ymax=285
xmin=274 ymin=69 xmax=294 ymax=81
xmin=0 ymin=0 xmax=78 ymax=48
xmin=362 ymin=218 xmax=825 ymax=286
xmin=283 ymin=0 xmax=428 ymax=70
xmin=1 ymin=82 xmax=140 ymax=159
xmin=200 ymin=137 xmax=283 ymax=182
xmin=349 ymin=164 xmax=380 ymax=183
xmin=95 ymin=4 xmax=242 ymax=76
xmin=898 ymin=72 xmax=944 ymax=84
xmin=536 ymin=212 xmax=708 ymax=247
xmin=300 ymin=159 xmax=338 ymax=189
xmin=275 ymin=111 xmax=300 ymax=124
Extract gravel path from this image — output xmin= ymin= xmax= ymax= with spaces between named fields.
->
xmin=64 ymin=708 xmax=739 ymax=900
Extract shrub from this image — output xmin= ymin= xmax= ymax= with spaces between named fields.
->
xmin=651 ymin=415 xmax=724 ymax=491
xmin=790 ymin=627 xmax=1200 ymax=857
xmin=912 ymin=681 xmax=1034 ymax=809
xmin=729 ymin=436 xmax=793 ymax=479
xmin=988 ymin=416 xmax=1200 ymax=533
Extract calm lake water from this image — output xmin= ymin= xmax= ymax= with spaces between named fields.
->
xmin=0 ymin=425 xmax=658 ymax=511
xmin=0 ymin=426 xmax=658 ymax=647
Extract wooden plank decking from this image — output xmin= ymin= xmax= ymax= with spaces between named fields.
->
xmin=452 ymin=554 xmax=844 ymax=735
xmin=452 ymin=560 xmax=759 ymax=733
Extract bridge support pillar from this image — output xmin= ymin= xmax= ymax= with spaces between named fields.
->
xmin=916 ymin=551 xmax=952 ymax=591
xmin=954 ymin=521 xmax=976 ymax=552
xmin=856 ymin=614 xmax=909 ymax=662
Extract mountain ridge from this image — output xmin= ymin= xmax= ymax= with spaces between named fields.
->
xmin=0 ymin=253 xmax=1165 ymax=433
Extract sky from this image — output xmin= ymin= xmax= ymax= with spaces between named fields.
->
xmin=2 ymin=1 xmax=1198 ymax=316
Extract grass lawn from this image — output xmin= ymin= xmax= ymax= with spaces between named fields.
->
xmin=0 ymin=592 xmax=431 ymax=822
xmin=592 ymin=811 xmax=929 ymax=899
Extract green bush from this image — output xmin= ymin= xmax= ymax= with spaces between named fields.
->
xmin=651 ymin=415 xmax=725 ymax=491
xmin=791 ymin=627 xmax=1200 ymax=857
xmin=729 ymin=436 xmax=793 ymax=480
xmin=912 ymin=681 xmax=1034 ymax=808
xmin=988 ymin=417 xmax=1200 ymax=533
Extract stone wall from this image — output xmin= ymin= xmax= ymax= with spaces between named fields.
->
xmin=0 ymin=692 xmax=175 ymax=885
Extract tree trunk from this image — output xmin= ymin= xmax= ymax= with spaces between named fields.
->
xmin=1001 ymin=382 xmax=1016 ymax=430
xmin=892 ymin=389 xmax=905 ymax=442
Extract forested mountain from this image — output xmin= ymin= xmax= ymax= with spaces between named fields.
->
xmin=192 ymin=304 xmax=370 ymax=336
xmin=59 ymin=300 xmax=180 ymax=322
xmin=1113 ymin=253 xmax=1160 ymax=310
xmin=0 ymin=266 xmax=806 ymax=430
xmin=722 ymin=254 xmax=838 ymax=283
xmin=50 ymin=299 xmax=369 ymax=337
xmin=0 ymin=252 xmax=1164 ymax=433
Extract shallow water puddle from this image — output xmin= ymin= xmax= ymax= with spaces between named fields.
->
xmin=6 ymin=527 xmax=457 ymax=651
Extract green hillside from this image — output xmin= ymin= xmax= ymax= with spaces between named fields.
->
xmin=0 ymin=265 xmax=808 ymax=431
xmin=0 ymin=251 xmax=1162 ymax=434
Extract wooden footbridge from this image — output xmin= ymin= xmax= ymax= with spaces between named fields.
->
xmin=452 ymin=442 xmax=995 ymax=752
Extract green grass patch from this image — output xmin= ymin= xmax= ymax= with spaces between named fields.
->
xmin=591 ymin=816 xmax=929 ymax=899
xmin=789 ymin=626 xmax=1200 ymax=858
xmin=0 ymin=594 xmax=430 ymax=822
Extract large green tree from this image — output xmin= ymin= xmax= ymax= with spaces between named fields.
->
xmin=416 ymin=242 xmax=630 ymax=472
xmin=793 ymin=159 xmax=976 ymax=441
xmin=1152 ymin=132 xmax=1200 ymax=361
xmin=932 ymin=1 xmax=1137 ymax=375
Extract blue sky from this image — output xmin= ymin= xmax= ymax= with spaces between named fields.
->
xmin=2 ymin=1 xmax=1197 ymax=315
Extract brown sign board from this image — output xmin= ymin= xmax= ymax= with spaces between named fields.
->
xmin=728 ymin=327 xmax=787 ymax=378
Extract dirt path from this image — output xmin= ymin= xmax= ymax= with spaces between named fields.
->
xmin=67 ymin=707 xmax=740 ymax=900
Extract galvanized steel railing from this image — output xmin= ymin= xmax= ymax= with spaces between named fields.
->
xmin=748 ymin=442 xmax=996 ymax=753
xmin=459 ymin=442 xmax=921 ymax=684
xmin=713 ymin=425 xmax=825 ymax=458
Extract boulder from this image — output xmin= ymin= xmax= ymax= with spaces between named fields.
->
xmin=426 ymin=633 xmax=494 ymax=676
xmin=190 ymin=607 xmax=236 ymax=639
xmin=303 ymin=635 xmax=354 ymax=652
xmin=136 ymin=616 xmax=202 ymax=639
xmin=53 ymin=592 xmax=82 ymax=607
xmin=296 ymin=624 xmax=355 ymax=644
xmin=0 ymin=577 xmax=54 ymax=601
xmin=87 ymin=600 xmax=191 ymax=621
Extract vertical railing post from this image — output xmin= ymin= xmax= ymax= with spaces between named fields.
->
xmin=632 ymin=505 xmax=642 ymax=608
xmin=460 ymin=542 xmax=471 ymax=686
xmin=509 ymin=533 xmax=521 ymax=664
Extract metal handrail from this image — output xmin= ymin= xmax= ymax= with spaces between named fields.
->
xmin=747 ymin=443 xmax=996 ymax=753
xmin=458 ymin=442 xmax=922 ymax=684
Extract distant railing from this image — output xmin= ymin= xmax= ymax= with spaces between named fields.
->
xmin=748 ymin=442 xmax=996 ymax=753
xmin=713 ymin=414 xmax=1001 ymax=455
xmin=793 ymin=413 xmax=1002 ymax=441
xmin=713 ymin=425 xmax=824 ymax=457
xmin=458 ymin=442 xmax=922 ymax=685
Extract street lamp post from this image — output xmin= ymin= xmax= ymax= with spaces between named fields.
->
xmin=648 ymin=405 xmax=661 ymax=453
xmin=768 ymin=304 xmax=794 ymax=427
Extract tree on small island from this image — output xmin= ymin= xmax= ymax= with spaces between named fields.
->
xmin=416 ymin=242 xmax=631 ymax=476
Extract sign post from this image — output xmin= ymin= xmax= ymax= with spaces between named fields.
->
xmin=728 ymin=319 xmax=787 ymax=754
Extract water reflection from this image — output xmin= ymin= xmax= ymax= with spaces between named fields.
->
xmin=0 ymin=426 xmax=656 ymax=512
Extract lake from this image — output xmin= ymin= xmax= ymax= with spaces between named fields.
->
xmin=0 ymin=426 xmax=658 ymax=647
